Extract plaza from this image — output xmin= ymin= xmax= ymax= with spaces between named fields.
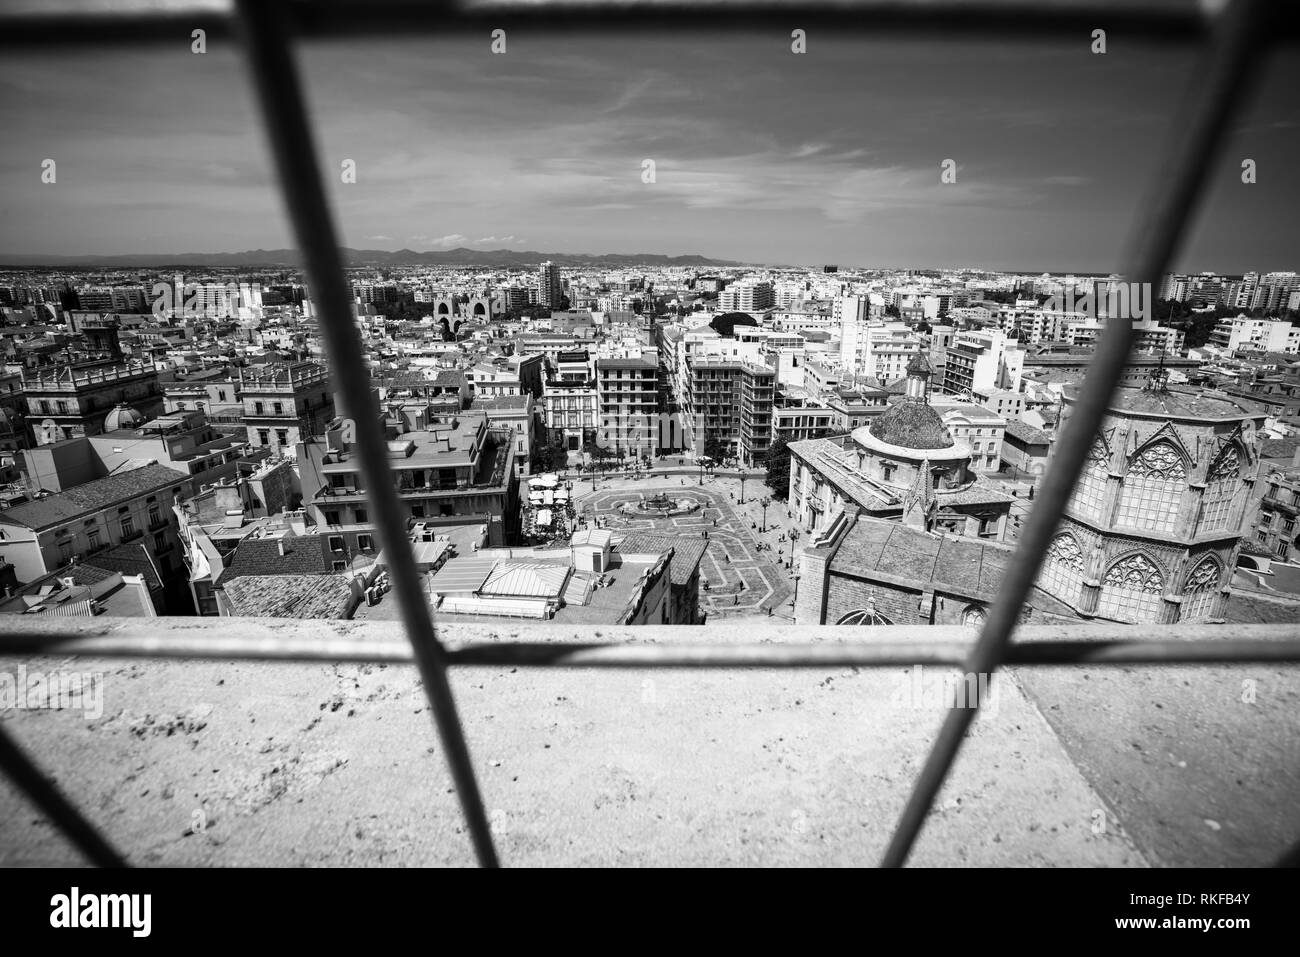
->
xmin=571 ymin=472 xmax=794 ymax=620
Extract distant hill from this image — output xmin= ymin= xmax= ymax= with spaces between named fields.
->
xmin=0 ymin=248 xmax=743 ymax=269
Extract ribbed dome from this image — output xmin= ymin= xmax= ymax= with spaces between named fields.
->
xmin=104 ymin=403 xmax=145 ymax=431
xmin=867 ymin=400 xmax=954 ymax=450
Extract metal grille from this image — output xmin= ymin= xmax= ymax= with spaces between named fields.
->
xmin=2 ymin=0 xmax=1299 ymax=869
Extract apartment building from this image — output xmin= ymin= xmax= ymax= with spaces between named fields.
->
xmin=685 ymin=357 xmax=775 ymax=465
xmin=929 ymin=396 xmax=1007 ymax=474
xmin=772 ymin=404 xmax=835 ymax=445
xmin=0 ymin=463 xmax=188 ymax=610
xmin=23 ymin=410 xmax=258 ymax=498
xmin=240 ymin=362 xmax=336 ymax=454
xmin=1252 ymin=466 xmax=1300 ymax=563
xmin=595 ymin=356 xmax=659 ymax=459
xmin=1211 ymin=315 xmax=1300 ymax=355
xmin=298 ymin=412 xmax=517 ymax=547
xmin=942 ymin=330 xmax=1024 ymax=397
xmin=471 ymin=393 xmax=534 ymax=477
xmin=718 ymin=280 xmax=775 ymax=315
xmin=163 ymin=368 xmax=242 ymax=421
xmin=542 ymin=378 xmax=599 ymax=451
xmin=23 ymin=360 xmax=164 ymax=445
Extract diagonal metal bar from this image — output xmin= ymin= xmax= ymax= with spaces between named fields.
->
xmin=232 ymin=0 xmax=498 ymax=867
xmin=880 ymin=0 xmax=1273 ymax=868
xmin=0 ymin=722 xmax=127 ymax=867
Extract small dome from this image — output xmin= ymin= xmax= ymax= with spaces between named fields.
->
xmin=868 ymin=400 xmax=954 ymax=450
xmin=104 ymin=403 xmax=145 ymax=431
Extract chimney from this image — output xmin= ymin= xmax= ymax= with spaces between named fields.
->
xmin=1292 ymin=444 xmax=1300 ymax=468
xmin=277 ymin=538 xmax=286 ymax=557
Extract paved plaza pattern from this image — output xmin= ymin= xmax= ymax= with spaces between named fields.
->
xmin=572 ymin=475 xmax=793 ymax=620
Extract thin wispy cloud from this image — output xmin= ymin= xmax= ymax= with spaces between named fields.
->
xmin=0 ymin=33 xmax=1296 ymax=270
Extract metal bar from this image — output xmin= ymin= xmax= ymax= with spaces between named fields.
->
xmin=6 ymin=0 xmax=1300 ymax=46
xmin=2 ymin=634 xmax=1300 ymax=667
xmin=881 ymin=0 xmax=1273 ymax=868
xmin=0 ymin=723 xmax=128 ymax=867
xmin=232 ymin=0 xmax=498 ymax=867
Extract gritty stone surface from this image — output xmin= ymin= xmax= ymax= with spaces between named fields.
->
xmin=1 ymin=619 xmax=1293 ymax=867
xmin=0 ymin=625 xmax=1155 ymax=867
xmin=1015 ymin=661 xmax=1300 ymax=867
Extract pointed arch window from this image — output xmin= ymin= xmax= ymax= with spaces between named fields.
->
xmin=1197 ymin=445 xmax=1241 ymax=534
xmin=1068 ymin=438 xmax=1110 ymax=522
xmin=1096 ymin=553 xmax=1165 ymax=622
xmin=1116 ymin=441 xmax=1186 ymax=533
xmin=1037 ymin=532 xmax=1085 ymax=607
xmin=1181 ymin=557 xmax=1222 ymax=621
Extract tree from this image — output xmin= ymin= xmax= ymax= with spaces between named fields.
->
xmin=884 ymin=304 xmax=901 ymax=319
xmin=763 ymin=436 xmax=792 ymax=500
xmin=531 ymin=435 xmax=566 ymax=473
xmin=703 ymin=436 xmax=730 ymax=464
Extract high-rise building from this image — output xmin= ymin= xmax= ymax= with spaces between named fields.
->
xmin=537 ymin=261 xmax=563 ymax=309
xmin=718 ymin=280 xmax=775 ymax=315
xmin=595 ymin=357 xmax=659 ymax=459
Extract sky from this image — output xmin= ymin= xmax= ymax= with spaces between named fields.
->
xmin=1 ymin=28 xmax=1297 ymax=272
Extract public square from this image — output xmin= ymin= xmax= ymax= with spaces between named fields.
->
xmin=570 ymin=471 xmax=795 ymax=620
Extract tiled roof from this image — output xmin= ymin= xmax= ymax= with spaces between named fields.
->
xmin=0 ymin=464 xmax=188 ymax=530
xmin=223 ymin=574 xmax=355 ymax=619
xmin=85 ymin=543 xmax=163 ymax=590
xmin=472 ymin=395 xmax=531 ymax=411
xmin=613 ymin=533 xmax=707 ymax=586
xmin=1261 ymin=437 xmax=1300 ymax=461
xmin=1004 ymin=419 xmax=1051 ymax=445
xmin=829 ymin=516 xmax=1010 ymax=597
xmin=214 ymin=534 xmax=330 ymax=585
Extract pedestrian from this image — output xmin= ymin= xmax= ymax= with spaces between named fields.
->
xmin=733 ymin=595 xmax=739 ymax=606
xmin=713 ymin=518 xmax=717 ymax=527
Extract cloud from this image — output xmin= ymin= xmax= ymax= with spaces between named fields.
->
xmin=475 ymin=235 xmax=524 ymax=245
xmin=366 ymin=234 xmax=393 ymax=241
xmin=1044 ymin=175 xmax=1090 ymax=187
xmin=408 ymin=234 xmax=470 ymax=248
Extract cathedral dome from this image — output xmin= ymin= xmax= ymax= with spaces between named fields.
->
xmin=867 ymin=400 xmax=954 ymax=450
xmin=104 ymin=403 xmax=146 ymax=431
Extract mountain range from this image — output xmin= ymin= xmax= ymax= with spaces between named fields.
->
xmin=0 ymin=248 xmax=743 ymax=269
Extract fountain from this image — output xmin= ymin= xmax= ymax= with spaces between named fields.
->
xmin=616 ymin=490 xmax=700 ymax=519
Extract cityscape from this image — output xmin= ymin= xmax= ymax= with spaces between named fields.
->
xmin=0 ymin=9 xmax=1298 ymax=873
